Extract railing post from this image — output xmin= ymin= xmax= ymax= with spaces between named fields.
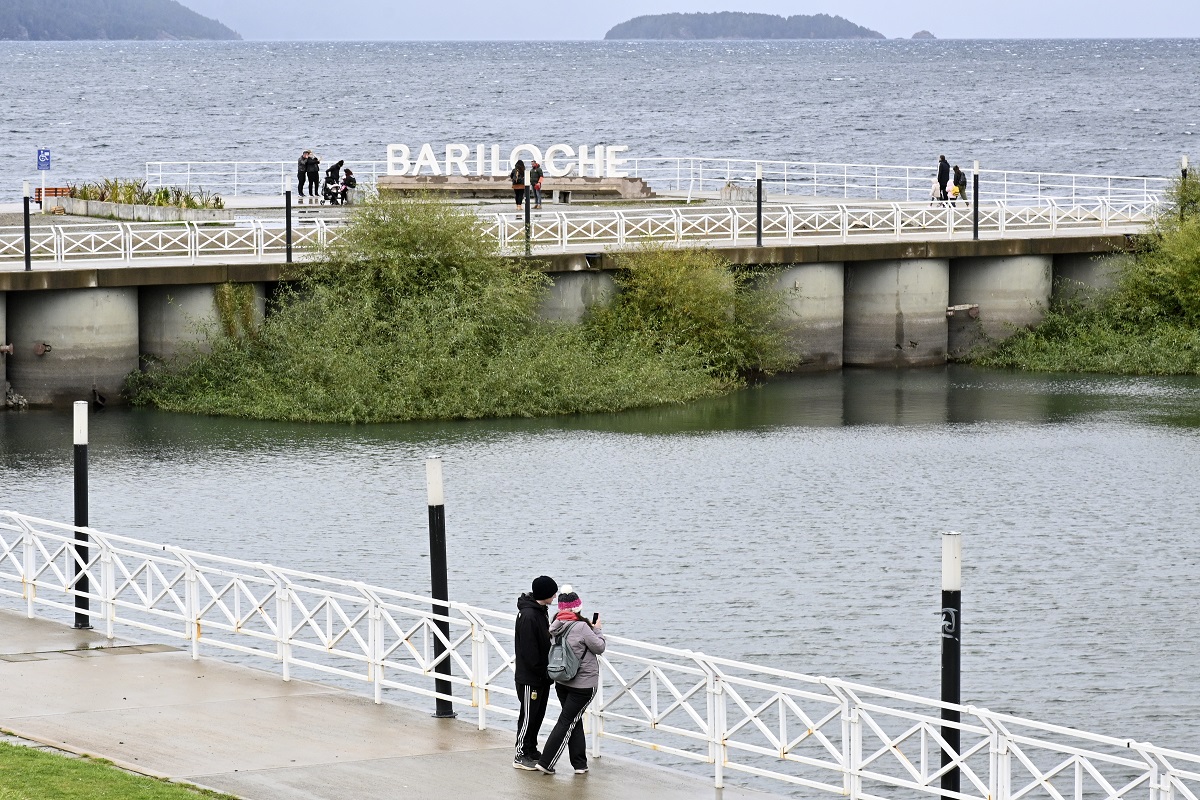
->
xmin=840 ymin=205 xmax=849 ymax=242
xmin=893 ymin=203 xmax=902 ymax=240
xmin=470 ymin=613 xmax=488 ymax=730
xmin=840 ymin=696 xmax=862 ymax=800
xmin=707 ymin=665 xmax=726 ymax=789
xmin=275 ymin=575 xmax=291 ymax=681
xmin=185 ymin=559 xmax=200 ymax=659
xmin=370 ymin=595 xmax=383 ymax=704
xmin=101 ymin=539 xmax=115 ymax=639
xmin=22 ymin=521 xmax=35 ymax=618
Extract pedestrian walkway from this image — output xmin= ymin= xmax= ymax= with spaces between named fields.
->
xmin=0 ymin=609 xmax=774 ymax=800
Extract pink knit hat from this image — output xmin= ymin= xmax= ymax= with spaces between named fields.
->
xmin=557 ymin=584 xmax=582 ymax=613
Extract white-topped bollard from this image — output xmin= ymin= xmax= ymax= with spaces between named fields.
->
xmin=941 ymin=531 xmax=962 ymax=795
xmin=426 ymin=455 xmax=456 ymax=718
xmin=73 ymin=400 xmax=92 ymax=629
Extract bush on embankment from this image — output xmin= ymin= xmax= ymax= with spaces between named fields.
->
xmin=971 ymin=177 xmax=1200 ymax=375
xmin=128 ymin=197 xmax=793 ymax=423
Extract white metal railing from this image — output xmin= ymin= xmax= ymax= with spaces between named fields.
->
xmin=1 ymin=509 xmax=1197 ymax=799
xmin=143 ymin=158 xmax=1172 ymax=205
xmin=0 ymin=198 xmax=1160 ymax=268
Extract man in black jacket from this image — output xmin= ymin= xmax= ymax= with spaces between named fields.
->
xmin=937 ymin=155 xmax=951 ymax=202
xmin=513 ymin=575 xmax=557 ymax=770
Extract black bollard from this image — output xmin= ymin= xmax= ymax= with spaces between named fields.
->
xmin=23 ymin=182 xmax=32 ymax=272
xmin=426 ymin=456 xmax=457 ymax=718
xmin=972 ymin=161 xmax=980 ymax=241
xmin=73 ymin=401 xmax=92 ymax=629
xmin=285 ymin=190 xmax=293 ymax=264
xmin=756 ymin=163 xmax=763 ymax=248
xmin=524 ymin=186 xmax=532 ymax=257
xmin=941 ymin=532 xmax=962 ymax=795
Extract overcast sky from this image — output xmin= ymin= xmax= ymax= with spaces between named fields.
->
xmin=183 ymin=0 xmax=1199 ymax=40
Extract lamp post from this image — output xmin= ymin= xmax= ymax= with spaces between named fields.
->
xmin=972 ymin=161 xmax=980 ymax=241
xmin=73 ymin=401 xmax=92 ymax=629
xmin=941 ymin=532 xmax=962 ymax=795
xmin=22 ymin=181 xmax=32 ymax=272
xmin=755 ymin=162 xmax=763 ymax=248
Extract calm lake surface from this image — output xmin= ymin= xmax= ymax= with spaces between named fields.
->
xmin=2 ymin=38 xmax=1199 ymax=199
xmin=1 ymin=366 xmax=1198 ymax=755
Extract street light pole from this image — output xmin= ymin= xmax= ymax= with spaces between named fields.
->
xmin=972 ymin=161 xmax=980 ymax=241
xmin=755 ymin=162 xmax=763 ymax=248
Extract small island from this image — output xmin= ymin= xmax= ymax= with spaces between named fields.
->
xmin=912 ymin=30 xmax=937 ymax=40
xmin=605 ymin=12 xmax=884 ymax=41
xmin=0 ymin=0 xmax=240 ymax=40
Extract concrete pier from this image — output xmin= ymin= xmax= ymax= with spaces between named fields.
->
xmin=0 ymin=609 xmax=772 ymax=800
xmin=538 ymin=271 xmax=615 ymax=323
xmin=843 ymin=258 xmax=949 ymax=367
xmin=139 ymin=284 xmax=220 ymax=363
xmin=949 ymin=255 xmax=1053 ymax=358
xmin=1053 ymin=252 xmax=1129 ymax=300
xmin=775 ymin=262 xmax=844 ymax=369
xmin=5 ymin=288 xmax=139 ymax=406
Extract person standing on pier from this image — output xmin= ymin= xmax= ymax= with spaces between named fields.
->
xmin=513 ymin=575 xmax=558 ymax=771
xmin=953 ymin=165 xmax=968 ymax=206
xmin=510 ymin=159 xmax=527 ymax=211
xmin=536 ymin=586 xmax=606 ymax=777
xmin=529 ymin=160 xmax=545 ymax=209
xmin=296 ymin=150 xmax=311 ymax=198
xmin=306 ymin=153 xmax=321 ymax=202
xmin=937 ymin=155 xmax=951 ymax=202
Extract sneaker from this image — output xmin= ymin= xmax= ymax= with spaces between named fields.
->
xmin=513 ymin=757 xmax=537 ymax=771
xmin=573 ymin=766 xmax=589 ymax=774
xmin=535 ymin=763 xmax=555 ymax=776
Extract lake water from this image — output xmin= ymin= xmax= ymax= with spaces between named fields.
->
xmin=1 ymin=365 xmax=1198 ymax=757
xmin=2 ymin=38 xmax=1198 ymax=201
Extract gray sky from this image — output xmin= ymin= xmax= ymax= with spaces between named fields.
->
xmin=183 ymin=0 xmax=1199 ymax=40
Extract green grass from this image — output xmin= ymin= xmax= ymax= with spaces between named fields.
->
xmin=0 ymin=742 xmax=237 ymax=800
xmin=128 ymin=196 xmax=792 ymax=423
xmin=971 ymin=177 xmax=1200 ymax=375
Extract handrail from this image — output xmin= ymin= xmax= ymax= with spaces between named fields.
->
xmin=0 ymin=198 xmax=1161 ymax=268
xmin=1 ymin=509 xmax=1197 ymax=797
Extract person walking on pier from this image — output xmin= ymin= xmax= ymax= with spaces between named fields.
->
xmin=536 ymin=586 xmax=606 ymax=777
xmin=510 ymin=159 xmax=527 ymax=211
xmin=296 ymin=150 xmax=311 ymax=198
xmin=513 ymin=575 xmax=558 ymax=771
xmin=937 ymin=155 xmax=951 ymax=202
xmin=953 ymin=165 xmax=968 ymax=206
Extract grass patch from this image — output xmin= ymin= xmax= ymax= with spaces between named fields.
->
xmin=0 ymin=742 xmax=237 ymax=800
xmin=128 ymin=196 xmax=792 ymax=423
xmin=972 ymin=177 xmax=1200 ymax=375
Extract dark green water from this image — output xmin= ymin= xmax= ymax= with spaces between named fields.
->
xmin=1 ymin=365 xmax=1198 ymax=753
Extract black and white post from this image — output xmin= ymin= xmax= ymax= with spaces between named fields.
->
xmin=940 ymin=531 xmax=962 ymax=795
xmin=755 ymin=162 xmax=764 ymax=248
xmin=73 ymin=400 xmax=92 ymax=629
xmin=23 ymin=181 xmax=32 ymax=272
xmin=284 ymin=189 xmax=293 ymax=264
xmin=1183 ymin=154 xmax=1190 ymax=183
xmin=426 ymin=456 xmax=457 ymax=718
xmin=972 ymin=161 xmax=980 ymax=241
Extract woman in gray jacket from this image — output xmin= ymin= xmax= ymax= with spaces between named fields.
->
xmin=535 ymin=585 xmax=606 ymax=776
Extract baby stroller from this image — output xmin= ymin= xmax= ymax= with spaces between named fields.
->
xmin=321 ymin=175 xmax=344 ymax=205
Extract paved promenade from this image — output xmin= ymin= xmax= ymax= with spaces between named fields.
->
xmin=0 ymin=609 xmax=772 ymax=800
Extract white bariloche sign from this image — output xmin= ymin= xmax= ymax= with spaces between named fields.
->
xmin=386 ymin=143 xmax=631 ymax=178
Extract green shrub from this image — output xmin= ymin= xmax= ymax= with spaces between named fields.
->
xmin=973 ymin=175 xmax=1200 ymax=375
xmin=128 ymin=197 xmax=790 ymax=423
xmin=67 ymin=179 xmax=223 ymax=210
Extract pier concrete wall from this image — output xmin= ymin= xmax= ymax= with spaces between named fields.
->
xmin=949 ymin=255 xmax=1053 ymax=358
xmin=0 ymin=234 xmax=1133 ymax=406
xmin=6 ymin=288 xmax=139 ymax=406
xmin=843 ymin=258 xmax=950 ymax=367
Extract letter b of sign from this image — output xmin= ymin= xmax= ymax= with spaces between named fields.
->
xmin=941 ymin=608 xmax=958 ymax=640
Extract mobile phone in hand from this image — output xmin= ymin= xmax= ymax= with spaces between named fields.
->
xmin=592 ymin=612 xmax=600 ymax=624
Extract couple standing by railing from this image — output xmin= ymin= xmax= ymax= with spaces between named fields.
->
xmin=512 ymin=575 xmax=606 ymax=777
xmin=933 ymin=155 xmax=972 ymax=205
xmin=509 ymin=160 xmax=546 ymax=210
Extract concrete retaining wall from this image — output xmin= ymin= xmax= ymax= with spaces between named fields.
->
xmin=538 ymin=271 xmax=615 ymax=323
xmin=57 ymin=197 xmax=233 ymax=222
xmin=1053 ymin=252 xmax=1130 ymax=301
xmin=949 ymin=255 xmax=1052 ymax=358
xmin=139 ymin=285 xmax=221 ymax=364
xmin=775 ymin=262 xmax=844 ymax=369
xmin=843 ymin=258 xmax=949 ymax=367
xmin=6 ymin=288 xmax=139 ymax=407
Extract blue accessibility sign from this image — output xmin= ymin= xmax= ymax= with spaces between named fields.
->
xmin=37 ymin=148 xmax=51 ymax=170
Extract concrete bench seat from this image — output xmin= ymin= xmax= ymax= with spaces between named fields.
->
xmin=377 ymin=174 xmax=655 ymax=203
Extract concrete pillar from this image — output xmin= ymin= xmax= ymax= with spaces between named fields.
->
xmin=6 ymin=288 xmax=139 ymax=407
xmin=0 ymin=292 xmax=6 ymax=400
xmin=139 ymin=285 xmax=221 ymax=364
xmin=1053 ymin=253 xmax=1130 ymax=301
xmin=843 ymin=258 xmax=949 ymax=367
xmin=949 ymin=255 xmax=1052 ymax=358
xmin=539 ymin=271 xmax=615 ymax=323
xmin=774 ymin=262 xmax=844 ymax=370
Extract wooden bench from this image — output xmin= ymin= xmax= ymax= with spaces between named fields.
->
xmin=33 ymin=187 xmax=70 ymax=204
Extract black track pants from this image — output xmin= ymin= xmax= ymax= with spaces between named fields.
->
xmin=514 ymin=682 xmax=551 ymax=761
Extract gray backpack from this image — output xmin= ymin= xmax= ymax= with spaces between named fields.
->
xmin=546 ymin=622 xmax=582 ymax=683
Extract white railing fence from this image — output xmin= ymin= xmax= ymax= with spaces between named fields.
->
xmin=143 ymin=158 xmax=1172 ymax=206
xmin=1 ymin=509 xmax=1197 ymax=799
xmin=0 ymin=198 xmax=1161 ymax=268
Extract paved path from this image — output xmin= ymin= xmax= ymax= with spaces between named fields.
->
xmin=0 ymin=609 xmax=773 ymax=800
